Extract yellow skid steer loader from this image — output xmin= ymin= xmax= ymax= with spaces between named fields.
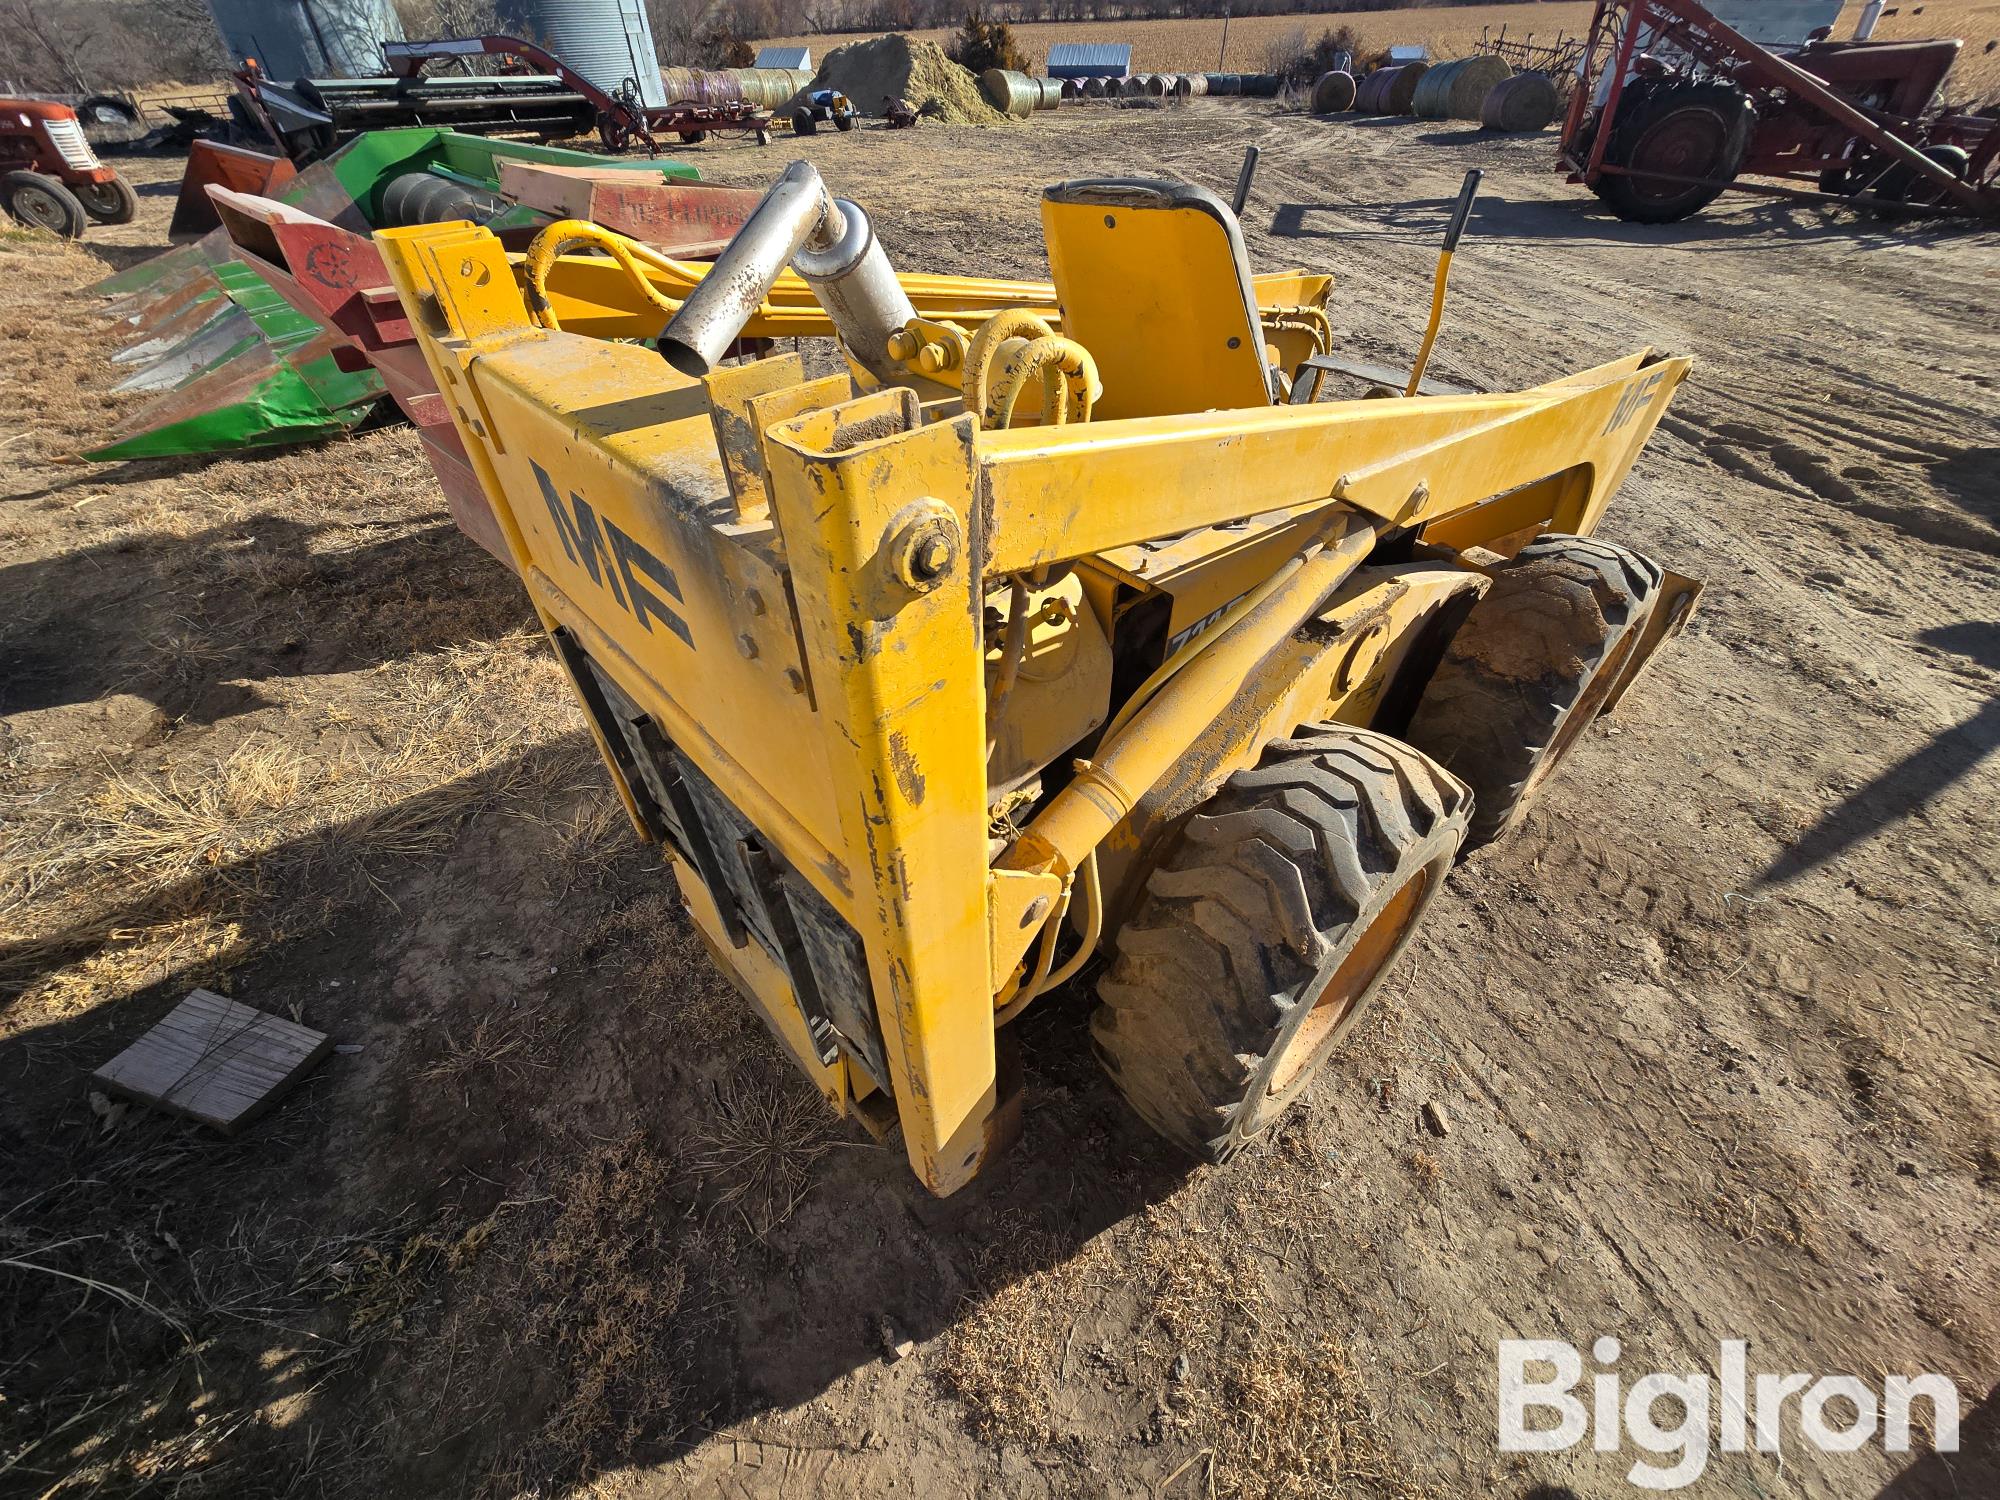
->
xmin=376 ymin=162 xmax=1698 ymax=1194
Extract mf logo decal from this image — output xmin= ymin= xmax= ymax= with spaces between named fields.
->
xmin=530 ymin=460 xmax=693 ymax=648
xmin=1601 ymin=368 xmax=1667 ymax=436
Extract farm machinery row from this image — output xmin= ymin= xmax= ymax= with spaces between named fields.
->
xmin=1563 ymin=0 xmax=2000 ymax=221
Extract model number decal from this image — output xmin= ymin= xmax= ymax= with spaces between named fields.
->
xmin=530 ymin=460 xmax=693 ymax=648
xmin=1601 ymin=369 xmax=1667 ymax=436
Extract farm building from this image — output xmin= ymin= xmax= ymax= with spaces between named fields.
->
xmin=1046 ymin=42 xmax=1131 ymax=79
xmin=754 ymin=45 xmax=811 ymax=68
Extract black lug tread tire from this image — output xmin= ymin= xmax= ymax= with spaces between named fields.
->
xmin=3 ymin=170 xmax=88 ymax=237
xmin=791 ymin=109 xmax=816 ymax=136
xmin=677 ymin=129 xmax=709 ymax=145
xmin=1405 ymin=534 xmax=1663 ymax=849
xmin=833 ymin=111 xmax=857 ymax=131
xmin=1093 ymin=726 xmax=1470 ymax=1161
xmin=77 ymin=174 xmax=138 ymax=225
xmin=1593 ymin=79 xmax=1755 ymax=224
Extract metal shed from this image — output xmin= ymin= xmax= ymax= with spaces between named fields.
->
xmin=754 ymin=45 xmax=812 ymax=69
xmin=1046 ymin=43 xmax=1131 ymax=79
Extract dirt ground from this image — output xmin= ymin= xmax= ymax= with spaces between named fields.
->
xmin=2 ymin=99 xmax=1997 ymax=1500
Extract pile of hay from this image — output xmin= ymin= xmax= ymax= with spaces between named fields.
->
xmin=790 ymin=34 xmax=1010 ymax=122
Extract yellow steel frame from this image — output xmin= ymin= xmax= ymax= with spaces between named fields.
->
xmin=375 ymin=216 xmax=1688 ymax=1195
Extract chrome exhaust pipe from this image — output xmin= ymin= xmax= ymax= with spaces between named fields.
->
xmin=657 ymin=160 xmax=916 ymax=386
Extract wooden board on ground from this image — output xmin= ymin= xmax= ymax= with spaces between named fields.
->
xmin=93 ymin=989 xmax=331 ymax=1134
xmin=493 ymin=161 xmax=762 ymax=256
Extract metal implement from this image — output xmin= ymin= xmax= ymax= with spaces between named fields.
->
xmin=376 ymin=161 xmax=1698 ymax=1195
xmin=1561 ymin=0 xmax=2000 ymax=221
xmin=1407 ymin=169 xmax=1482 ymax=396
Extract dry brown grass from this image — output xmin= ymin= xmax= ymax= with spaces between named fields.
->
xmin=932 ymin=1182 xmax=1438 ymax=1498
xmin=687 ymin=1071 xmax=841 ymax=1236
xmin=517 ymin=1134 xmax=717 ymax=1477
xmin=0 ymin=635 xmax=592 ymax=1016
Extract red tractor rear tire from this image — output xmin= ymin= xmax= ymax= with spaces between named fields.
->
xmin=1592 ymin=80 xmax=1755 ymax=224
xmin=3 ymin=170 xmax=88 ymax=237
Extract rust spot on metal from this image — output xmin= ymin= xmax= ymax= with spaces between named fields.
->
xmin=887 ymin=730 xmax=927 ymax=807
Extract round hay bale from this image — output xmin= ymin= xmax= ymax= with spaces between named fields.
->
xmin=1060 ymin=77 xmax=1080 ymax=101
xmin=1239 ymin=72 xmax=1282 ymax=98
xmin=1170 ymin=74 xmax=1193 ymax=99
xmin=1446 ymin=54 xmax=1511 ymax=117
xmin=660 ymin=67 xmax=744 ymax=107
xmin=1031 ymin=76 xmax=1061 ymax=109
xmin=1183 ymin=73 xmax=1208 ymax=97
xmin=1143 ymin=73 xmax=1167 ymax=97
xmin=1480 ymin=70 xmax=1559 ymax=132
xmin=1384 ymin=60 xmax=1428 ymax=114
xmin=1310 ymin=69 xmax=1357 ymax=114
xmin=1206 ymin=73 xmax=1240 ymax=96
xmin=1119 ymin=74 xmax=1148 ymax=98
xmin=1081 ymin=76 xmax=1107 ymax=98
xmin=981 ymin=67 xmax=1037 ymax=116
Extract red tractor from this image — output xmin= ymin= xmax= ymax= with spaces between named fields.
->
xmin=1 ymin=97 xmax=140 ymax=237
xmin=1562 ymin=0 xmax=2000 ymax=222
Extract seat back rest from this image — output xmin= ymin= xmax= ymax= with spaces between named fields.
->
xmin=1040 ymin=178 xmax=1274 ymax=421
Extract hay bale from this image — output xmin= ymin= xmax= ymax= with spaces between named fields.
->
xmin=1310 ymin=70 xmax=1357 ymax=114
xmin=794 ymin=35 xmax=1007 ymax=122
xmin=1384 ymin=61 xmax=1427 ymax=114
xmin=1415 ymin=55 xmax=1512 ymax=120
xmin=1480 ymin=70 xmax=1559 ymax=132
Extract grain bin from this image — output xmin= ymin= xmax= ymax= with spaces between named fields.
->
xmin=502 ymin=0 xmax=667 ymax=109
xmin=204 ymin=0 xmax=404 ymax=79
xmin=1412 ymin=55 xmax=1511 ymax=120
xmin=1310 ymin=70 xmax=1357 ymax=114
xmin=1479 ymin=70 xmax=1559 ymax=132
xmin=980 ymin=68 xmax=1039 ymax=116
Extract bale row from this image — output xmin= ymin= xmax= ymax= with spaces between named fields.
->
xmin=1479 ymin=70 xmax=1560 ymax=132
xmin=1309 ymin=69 xmax=1356 ymax=115
xmin=1411 ymin=54 xmax=1511 ymax=120
xmin=1354 ymin=61 xmax=1427 ymax=115
xmin=1049 ymin=69 xmax=1281 ymax=103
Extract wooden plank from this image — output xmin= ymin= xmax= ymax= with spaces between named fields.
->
xmin=494 ymin=161 xmax=761 ymax=253
xmin=93 ymin=990 xmax=331 ymax=1135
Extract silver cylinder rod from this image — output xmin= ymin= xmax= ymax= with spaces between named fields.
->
xmin=659 ymin=160 xmax=845 ymax=377
xmin=794 ymin=197 xmax=919 ymax=386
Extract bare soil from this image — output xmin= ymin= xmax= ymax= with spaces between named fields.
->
xmin=2 ymin=101 xmax=1997 ymax=1499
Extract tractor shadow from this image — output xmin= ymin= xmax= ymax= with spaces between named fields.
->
xmin=1871 ymin=1383 xmax=2000 ymax=1497
xmin=0 ymin=741 xmax=1197 ymax=1492
xmin=1758 ymin=621 xmax=2000 ymax=885
xmin=1271 ymin=189 xmax=1975 ymax=250
xmin=0 ymin=511 xmax=530 ymax=727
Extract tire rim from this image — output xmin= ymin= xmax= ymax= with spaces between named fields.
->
xmin=1629 ymin=108 xmax=1730 ymax=204
xmin=1266 ymin=865 xmax=1433 ymax=1098
xmin=11 ymin=183 xmax=70 ymax=232
xmin=79 ymin=182 xmax=120 ymax=214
